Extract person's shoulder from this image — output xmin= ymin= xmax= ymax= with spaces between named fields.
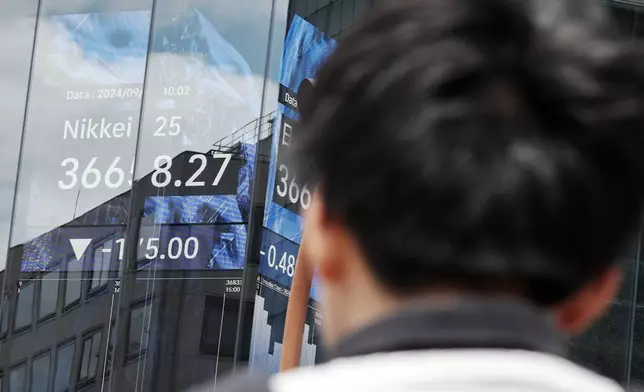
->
xmin=217 ymin=372 xmax=272 ymax=392
xmin=189 ymin=372 xmax=272 ymax=392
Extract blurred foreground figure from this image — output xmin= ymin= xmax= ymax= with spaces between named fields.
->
xmin=220 ymin=0 xmax=644 ymax=391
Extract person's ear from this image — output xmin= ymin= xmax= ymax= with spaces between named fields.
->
xmin=555 ymin=266 xmax=622 ymax=335
xmin=301 ymin=193 xmax=350 ymax=284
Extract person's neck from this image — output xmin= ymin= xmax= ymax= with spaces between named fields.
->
xmin=326 ymin=295 xmax=562 ymax=360
xmin=332 ymin=289 xmax=528 ymax=349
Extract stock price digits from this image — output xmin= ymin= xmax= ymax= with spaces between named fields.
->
xmin=59 ymin=156 xmax=134 ymax=190
xmin=276 ymin=164 xmax=311 ymax=211
xmin=264 ymin=244 xmax=296 ymax=278
xmin=274 ymin=115 xmax=310 ymax=211
xmin=151 ymin=152 xmax=231 ymax=188
xmin=59 ymin=152 xmax=231 ymax=190
xmin=112 ymin=237 xmax=200 ymax=261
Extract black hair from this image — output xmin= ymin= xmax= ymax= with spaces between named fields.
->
xmin=293 ymin=0 xmax=644 ymax=306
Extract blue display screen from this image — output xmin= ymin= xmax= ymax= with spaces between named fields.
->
xmin=263 ymin=15 xmax=336 ymax=244
xmin=258 ymin=228 xmax=299 ymax=289
xmin=135 ymin=224 xmax=245 ymax=270
xmin=138 ymin=195 xmax=248 ymax=270
xmin=142 ymin=194 xmax=246 ymax=226
xmin=258 ymin=14 xmax=336 ymax=301
xmin=21 ymin=225 xmax=126 ymax=273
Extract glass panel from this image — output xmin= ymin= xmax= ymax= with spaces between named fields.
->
xmin=341 ymin=0 xmax=355 ymax=30
xmin=39 ymin=268 xmax=60 ymax=319
xmin=9 ymin=364 xmax=26 ymax=392
xmin=63 ymin=279 xmax=80 ymax=308
xmin=200 ymin=296 xmax=240 ymax=357
xmin=291 ymin=0 xmax=307 ymax=15
xmin=104 ymin=322 xmax=116 ymax=381
xmin=318 ymin=0 xmax=331 ymax=10
xmin=31 ymin=352 xmax=51 ymax=392
xmin=63 ymin=259 xmax=80 ymax=307
xmin=306 ymin=0 xmax=317 ymax=15
xmin=54 ymin=342 xmax=74 ymax=392
xmin=571 ymin=232 xmax=637 ymax=383
xmin=79 ymin=339 xmax=91 ymax=380
xmin=0 ymin=293 xmax=8 ymax=335
xmin=569 ymin=303 xmax=631 ymax=383
xmin=631 ymin=232 xmax=644 ymax=388
xmin=328 ymin=1 xmax=342 ymax=36
xmin=125 ymin=276 xmax=245 ymax=390
xmin=8 ymin=7 xmax=151 ymax=391
xmin=90 ymin=240 xmax=111 ymax=291
xmin=127 ymin=303 xmax=149 ymax=357
xmin=631 ymin=306 xmax=644 ymax=389
xmin=10 ymin=0 xmax=154 ymax=251
xmin=118 ymin=0 xmax=275 ymax=387
xmin=308 ymin=8 xmax=326 ymax=32
xmin=248 ymin=11 xmax=335 ymax=373
xmin=89 ymin=332 xmax=102 ymax=379
xmin=131 ymin=0 xmax=271 ymax=276
xmin=0 ymin=0 xmax=40 ymax=273
xmin=608 ymin=2 xmax=635 ymax=36
xmin=0 ymin=0 xmax=362 ymax=389
xmin=634 ymin=7 xmax=644 ymax=38
xmin=14 ymin=282 xmax=34 ymax=331
xmin=354 ymin=0 xmax=371 ymax=18
xmin=79 ymin=331 xmax=102 ymax=382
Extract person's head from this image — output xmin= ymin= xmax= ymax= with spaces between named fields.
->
xmin=294 ymin=0 xmax=644 ymax=348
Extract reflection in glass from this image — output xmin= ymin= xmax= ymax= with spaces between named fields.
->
xmin=90 ymin=240 xmax=111 ymax=291
xmin=79 ymin=331 xmax=102 ymax=383
xmin=341 ymin=0 xmax=355 ymax=30
xmin=0 ymin=293 xmax=8 ymax=335
xmin=54 ymin=342 xmax=75 ymax=392
xmin=0 ymin=0 xmax=380 ymax=389
xmin=104 ymin=322 xmax=116 ymax=380
xmin=200 ymin=296 xmax=239 ymax=357
xmin=39 ymin=268 xmax=60 ymax=320
xmin=11 ymin=7 xmax=153 ymax=245
xmin=31 ymin=352 xmax=51 ymax=392
xmin=64 ymin=278 xmax=81 ymax=307
xmin=569 ymin=303 xmax=631 ymax=383
xmin=9 ymin=364 xmax=26 ymax=392
xmin=14 ymin=282 xmax=34 ymax=331
xmin=630 ymin=306 xmax=644 ymax=388
xmin=127 ymin=303 xmax=150 ymax=357
xmin=329 ymin=1 xmax=342 ymax=35
xmin=0 ymin=0 xmax=39 ymax=273
xmin=64 ymin=259 xmax=81 ymax=307
xmin=354 ymin=0 xmax=372 ymax=18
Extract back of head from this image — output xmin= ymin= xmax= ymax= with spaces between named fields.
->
xmin=294 ymin=0 xmax=644 ymax=306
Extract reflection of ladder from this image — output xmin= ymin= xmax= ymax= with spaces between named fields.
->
xmin=211 ymin=110 xmax=276 ymax=153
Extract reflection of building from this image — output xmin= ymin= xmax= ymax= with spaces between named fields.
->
xmin=249 ymin=286 xmax=321 ymax=373
xmin=0 ymin=111 xmax=272 ymax=391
